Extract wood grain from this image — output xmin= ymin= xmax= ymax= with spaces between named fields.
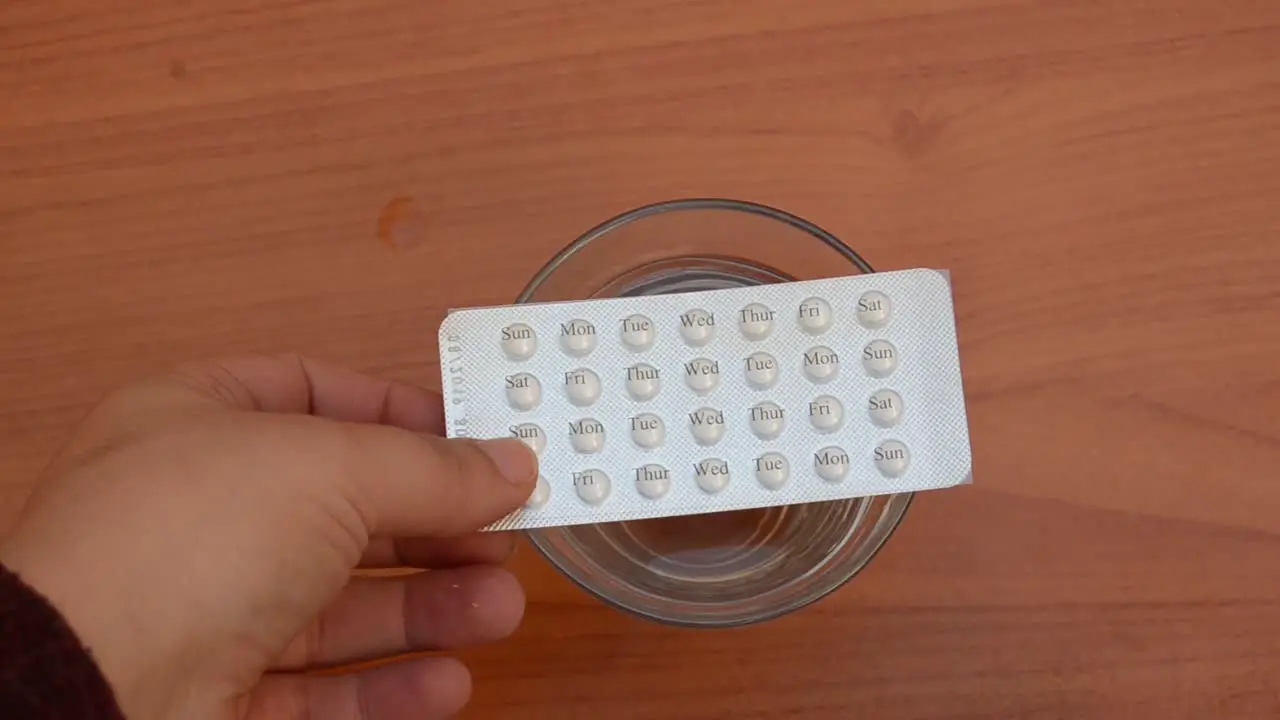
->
xmin=2 ymin=1 xmax=1279 ymax=717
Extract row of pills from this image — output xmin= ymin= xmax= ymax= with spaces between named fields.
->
xmin=522 ymin=440 xmax=912 ymax=509
xmin=509 ymin=389 xmax=903 ymax=452
xmin=504 ymin=341 xmax=898 ymax=411
xmin=499 ymin=291 xmax=893 ymax=361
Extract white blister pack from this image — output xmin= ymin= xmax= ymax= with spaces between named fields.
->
xmin=439 ymin=268 xmax=971 ymax=531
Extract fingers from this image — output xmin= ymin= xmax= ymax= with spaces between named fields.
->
xmin=111 ymin=354 xmax=535 ymax=537
xmin=171 ymin=354 xmax=446 ymax=430
xmin=358 ymin=533 xmax=517 ymax=569
xmin=274 ymin=566 xmax=525 ymax=671
xmin=171 ymin=355 xmax=540 ymax=535
xmin=242 ymin=656 xmax=471 ymax=720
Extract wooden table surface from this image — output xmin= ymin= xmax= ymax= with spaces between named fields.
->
xmin=3 ymin=1 xmax=1280 ymax=717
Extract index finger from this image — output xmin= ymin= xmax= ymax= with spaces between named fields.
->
xmin=175 ymin=354 xmax=445 ymax=432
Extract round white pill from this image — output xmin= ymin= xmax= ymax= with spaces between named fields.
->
xmin=694 ymin=458 xmax=731 ymax=494
xmin=500 ymin=323 xmax=537 ymax=361
xmin=559 ymin=319 xmax=598 ymax=357
xmin=630 ymin=413 xmax=665 ymax=448
xmin=868 ymin=389 xmax=903 ymax=428
xmin=511 ymin=423 xmax=546 ymax=455
xmin=755 ymin=452 xmax=789 ymax=490
xmin=568 ymin=418 xmax=606 ymax=453
xmin=744 ymin=351 xmax=779 ymax=390
xmin=861 ymin=339 xmax=899 ymax=378
xmin=504 ymin=372 xmax=541 ymax=411
xmin=620 ymin=314 xmax=655 ymax=351
xmin=808 ymin=395 xmax=844 ymax=433
xmin=856 ymin=291 xmax=892 ymax=329
xmin=801 ymin=346 xmax=840 ymax=384
xmin=573 ymin=469 xmax=611 ymax=506
xmin=634 ymin=464 xmax=671 ymax=500
xmin=679 ymin=309 xmax=716 ymax=346
xmin=683 ymin=357 xmax=720 ymax=394
xmin=749 ymin=401 xmax=785 ymax=440
xmin=797 ymin=297 xmax=833 ymax=335
xmin=874 ymin=440 xmax=911 ymax=478
xmin=563 ymin=368 xmax=601 ymax=406
xmin=738 ymin=303 xmax=775 ymax=341
xmin=814 ymin=447 xmax=850 ymax=482
xmin=625 ymin=363 xmax=661 ymax=401
xmin=524 ymin=476 xmax=551 ymax=509
xmin=688 ymin=407 xmax=726 ymax=446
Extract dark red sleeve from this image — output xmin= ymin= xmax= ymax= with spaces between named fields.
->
xmin=0 ymin=563 xmax=125 ymax=719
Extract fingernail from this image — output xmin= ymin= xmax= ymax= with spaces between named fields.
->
xmin=478 ymin=438 xmax=536 ymax=485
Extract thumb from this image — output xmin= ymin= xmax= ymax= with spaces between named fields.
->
xmin=337 ymin=426 xmax=538 ymax=536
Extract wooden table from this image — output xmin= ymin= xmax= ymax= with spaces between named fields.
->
xmin=3 ymin=1 xmax=1279 ymax=717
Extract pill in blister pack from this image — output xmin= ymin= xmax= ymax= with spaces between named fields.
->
xmin=438 ymin=268 xmax=972 ymax=531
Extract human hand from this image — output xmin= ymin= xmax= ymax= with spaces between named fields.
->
xmin=0 ymin=355 xmax=538 ymax=720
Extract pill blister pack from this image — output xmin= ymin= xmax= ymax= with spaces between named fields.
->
xmin=438 ymin=268 xmax=971 ymax=531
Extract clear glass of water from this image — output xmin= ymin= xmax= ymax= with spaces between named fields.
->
xmin=519 ymin=199 xmax=912 ymax=627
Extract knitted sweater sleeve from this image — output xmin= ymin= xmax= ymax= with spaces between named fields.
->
xmin=0 ymin=563 xmax=125 ymax=719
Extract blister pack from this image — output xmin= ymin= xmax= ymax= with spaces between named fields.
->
xmin=438 ymin=268 xmax=971 ymax=531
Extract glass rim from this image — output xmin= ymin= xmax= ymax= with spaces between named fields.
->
xmin=516 ymin=198 xmax=875 ymax=302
